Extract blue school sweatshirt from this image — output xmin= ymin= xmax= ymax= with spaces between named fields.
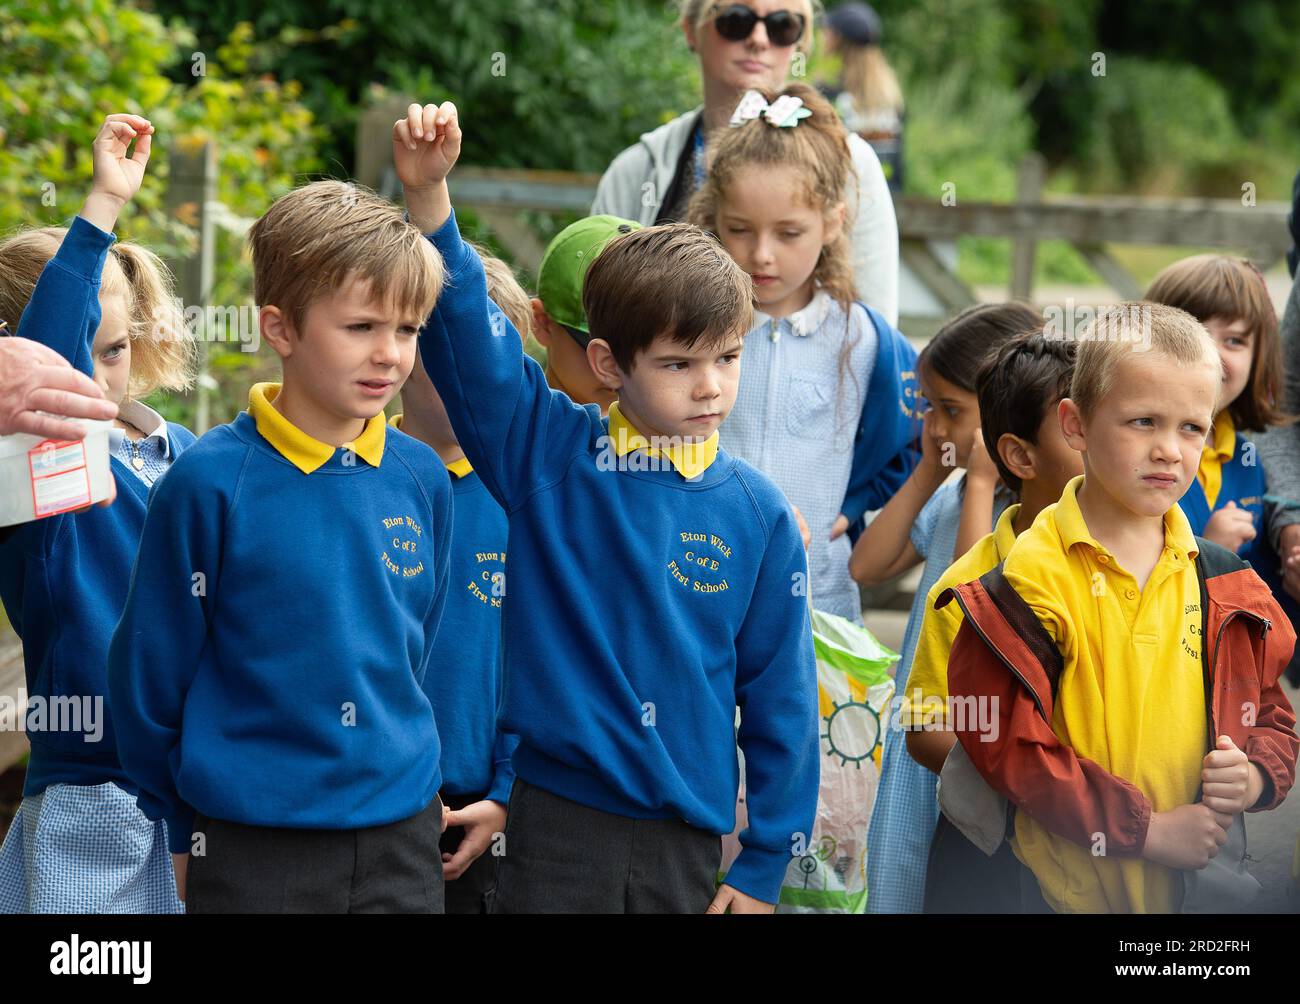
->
xmin=0 ymin=216 xmax=195 ymax=797
xmin=1179 ymin=422 xmax=1296 ymax=613
xmin=390 ymin=417 xmax=516 ymax=803
xmin=419 ymin=210 xmax=820 ymax=905
xmin=839 ymin=307 xmax=922 ymax=528
xmin=106 ymin=385 xmax=453 ymax=853
xmin=1180 ymin=426 xmax=1268 ymax=559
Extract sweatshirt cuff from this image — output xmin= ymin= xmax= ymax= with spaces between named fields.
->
xmin=424 ymin=208 xmax=474 ymax=274
xmin=56 ymin=215 xmax=116 ymax=281
xmin=486 ymin=766 xmax=515 ymax=807
xmin=164 ymin=806 xmax=197 ymax=855
xmin=1246 ymin=744 xmax=1286 ymax=811
xmin=722 ymin=844 xmax=791 ymax=906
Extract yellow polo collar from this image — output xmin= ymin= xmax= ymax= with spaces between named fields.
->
xmin=606 ymin=401 xmax=719 ymax=480
xmin=249 ymin=382 xmax=386 ymax=474
xmin=1055 ymin=473 xmax=1198 ymax=563
xmin=991 ymin=503 xmax=1021 ymax=562
xmin=387 ymin=412 xmax=473 ymax=478
xmin=1197 ymin=410 xmax=1236 ymax=509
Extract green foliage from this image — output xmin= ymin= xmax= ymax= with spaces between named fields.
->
xmin=7 ymin=0 xmax=1298 ymax=381
xmin=0 ymin=1 xmax=323 ymax=427
xmin=152 ymin=0 xmax=700 ymax=174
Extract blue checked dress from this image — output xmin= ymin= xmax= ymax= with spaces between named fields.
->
xmin=865 ymin=476 xmax=1008 ymax=913
xmin=0 ymin=783 xmax=182 ymax=913
xmin=0 ymin=408 xmax=183 ymax=914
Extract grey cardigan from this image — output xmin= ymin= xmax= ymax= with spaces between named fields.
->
xmin=1256 ymin=270 xmax=1300 ymax=545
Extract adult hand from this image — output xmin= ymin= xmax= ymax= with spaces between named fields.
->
xmin=0 ymin=337 xmax=117 ymax=439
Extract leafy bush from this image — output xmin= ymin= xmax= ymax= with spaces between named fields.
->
xmin=152 ymin=0 xmax=701 ymax=174
xmin=0 ymin=1 xmax=323 ymax=428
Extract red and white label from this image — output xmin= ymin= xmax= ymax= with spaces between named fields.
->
xmin=28 ymin=439 xmax=92 ymax=517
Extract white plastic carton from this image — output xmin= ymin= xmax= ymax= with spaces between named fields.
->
xmin=0 ymin=420 xmax=115 ymax=527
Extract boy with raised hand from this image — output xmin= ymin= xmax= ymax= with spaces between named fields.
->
xmin=939 ymin=304 xmax=1298 ymax=913
xmin=108 ymin=180 xmax=454 ymax=913
xmin=396 ymin=101 xmax=818 ymax=914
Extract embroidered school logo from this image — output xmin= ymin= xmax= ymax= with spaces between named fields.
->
xmin=668 ymin=531 xmax=732 ymax=594
xmin=899 ymin=368 xmax=922 ymax=420
xmin=1182 ymin=600 xmax=1201 ymax=661
xmin=466 ymin=548 xmax=506 ymax=608
xmin=380 ymin=514 xmax=425 ymax=578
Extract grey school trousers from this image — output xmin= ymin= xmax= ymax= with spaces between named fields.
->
xmin=186 ymin=797 xmax=444 ymax=914
xmin=489 ymin=778 xmax=722 ymax=914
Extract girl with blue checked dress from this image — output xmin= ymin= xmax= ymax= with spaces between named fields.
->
xmin=850 ymin=302 xmax=1039 ymax=913
xmin=690 ymin=83 xmax=920 ymax=624
xmin=0 ymin=114 xmax=197 ymax=914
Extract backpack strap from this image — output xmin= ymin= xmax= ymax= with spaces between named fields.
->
xmin=1190 ymin=535 xmax=1247 ymax=754
xmin=976 ymin=562 xmax=1065 ymax=700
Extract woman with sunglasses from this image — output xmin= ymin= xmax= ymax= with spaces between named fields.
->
xmin=592 ymin=0 xmax=899 ymax=326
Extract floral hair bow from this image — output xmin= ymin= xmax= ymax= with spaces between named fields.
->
xmin=729 ymin=90 xmax=812 ymax=128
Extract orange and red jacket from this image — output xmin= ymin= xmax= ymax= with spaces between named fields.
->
xmin=935 ymin=536 xmax=1298 ymax=858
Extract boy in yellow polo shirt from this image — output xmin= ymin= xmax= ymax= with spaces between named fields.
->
xmin=938 ymin=303 xmax=1298 ymax=913
xmin=899 ymin=330 xmax=1081 ymax=911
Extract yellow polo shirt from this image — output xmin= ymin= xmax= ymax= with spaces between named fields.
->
xmin=1197 ymin=410 xmax=1236 ymax=509
xmin=606 ymin=401 xmax=719 ymax=479
xmin=1000 ymin=475 xmax=1206 ymax=913
xmin=249 ymin=382 xmax=386 ymax=473
xmin=900 ymin=504 xmax=1021 ymax=729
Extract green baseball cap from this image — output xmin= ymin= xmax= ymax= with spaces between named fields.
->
xmin=537 ymin=215 xmax=641 ymax=346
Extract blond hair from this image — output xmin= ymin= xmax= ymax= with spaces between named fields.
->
xmin=0 ymin=227 xmax=196 ymax=398
xmin=249 ymin=180 xmax=444 ymax=335
xmin=841 ymin=43 xmax=903 ymax=118
xmin=1145 ymin=255 xmax=1292 ymax=431
xmin=688 ymin=82 xmax=857 ymax=310
xmin=467 ymin=240 xmax=532 ymax=342
xmin=1070 ymin=302 xmax=1220 ymax=420
xmin=679 ymin=0 xmax=819 ymax=54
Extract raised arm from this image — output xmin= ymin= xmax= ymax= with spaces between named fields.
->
xmin=849 ymin=416 xmax=947 ymax=585
xmin=398 ymin=103 xmax=594 ymax=513
xmin=14 ymin=114 xmax=156 ymax=374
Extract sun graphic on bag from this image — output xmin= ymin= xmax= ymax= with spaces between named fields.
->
xmin=821 ymin=698 xmax=881 ymax=768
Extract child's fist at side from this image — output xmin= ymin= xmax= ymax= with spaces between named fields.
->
xmin=393 ymin=101 xmax=462 ymax=191
xmin=1142 ymin=803 xmax=1230 ymax=870
xmin=1200 ymin=734 xmax=1265 ymax=815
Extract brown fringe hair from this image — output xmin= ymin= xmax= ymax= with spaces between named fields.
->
xmin=1145 ymin=255 xmax=1293 ymax=431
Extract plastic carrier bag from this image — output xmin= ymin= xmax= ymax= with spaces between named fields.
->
xmin=722 ymin=609 xmax=897 ymax=913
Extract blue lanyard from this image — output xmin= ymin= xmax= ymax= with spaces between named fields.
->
xmin=691 ymin=124 xmax=707 ymax=191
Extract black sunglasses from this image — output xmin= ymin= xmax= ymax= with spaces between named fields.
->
xmin=713 ymin=4 xmax=806 ymax=48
